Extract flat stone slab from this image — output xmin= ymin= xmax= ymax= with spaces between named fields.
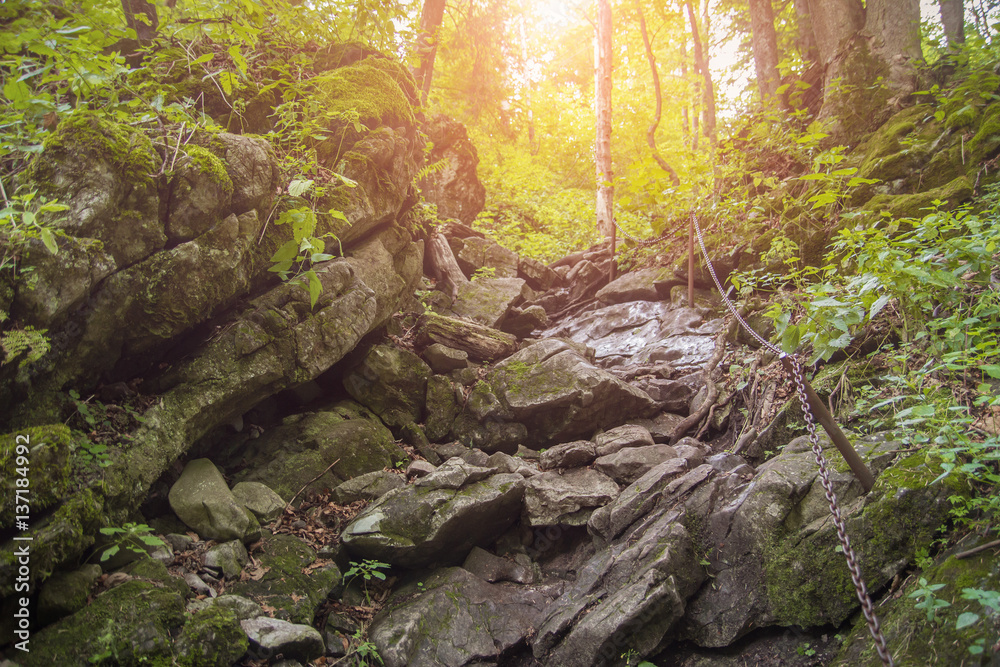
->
xmin=523 ymin=468 xmax=620 ymax=526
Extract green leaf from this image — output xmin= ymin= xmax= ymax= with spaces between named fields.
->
xmin=956 ymin=612 xmax=980 ymax=630
xmin=980 ymin=365 xmax=1000 ymax=379
xmin=869 ymin=294 xmax=891 ymax=320
xmin=100 ymin=545 xmax=120 ymax=561
xmin=831 ymin=167 xmax=858 ymax=177
xmin=3 ymin=79 xmax=31 ymax=105
xmin=270 ymin=239 xmax=299 ymax=263
xmin=307 ymin=270 xmax=322 ymax=309
xmin=799 ymin=173 xmax=827 ymax=181
xmin=288 ymin=179 xmax=313 ymax=197
xmin=781 ymin=325 xmax=801 ymax=354
xmin=40 ymin=228 xmax=58 ymax=255
xmin=191 ymin=53 xmax=214 ymax=65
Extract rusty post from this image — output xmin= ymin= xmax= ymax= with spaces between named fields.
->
xmin=688 ymin=212 xmax=694 ymax=307
xmin=780 ymin=356 xmax=876 ymax=493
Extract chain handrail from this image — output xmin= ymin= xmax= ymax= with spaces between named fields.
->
xmin=690 ymin=211 xmax=895 ymax=667
xmin=613 ymin=218 xmax=678 ymax=246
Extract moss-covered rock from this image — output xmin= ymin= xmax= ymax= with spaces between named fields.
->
xmin=833 ymin=538 xmax=1000 ymax=666
xmin=36 ymin=563 xmax=102 ymax=625
xmin=226 ymin=534 xmax=341 ymax=625
xmin=175 ymin=605 xmax=249 ymax=667
xmin=342 ymin=344 xmax=432 ymax=428
xmin=25 ymin=110 xmax=164 ymax=268
xmin=165 ymin=143 xmax=235 ymax=242
xmin=0 ymin=425 xmax=75 ymax=530
xmin=20 ymin=579 xmax=185 ymax=666
xmin=234 ymin=403 xmax=407 ymax=501
xmin=968 ymin=101 xmax=1000 ymax=167
xmin=0 ymin=486 xmax=104 ymax=598
xmin=424 ymin=375 xmax=460 ymax=442
xmin=309 ymin=61 xmax=415 ymax=166
xmin=863 ymin=175 xmax=974 ymax=220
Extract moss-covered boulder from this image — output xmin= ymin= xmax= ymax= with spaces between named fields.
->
xmin=168 ymin=458 xmax=257 ymax=542
xmin=863 ymin=175 xmax=974 ymax=220
xmin=370 ymin=567 xmax=550 ymax=667
xmin=175 ymin=605 xmax=249 ymax=667
xmin=451 ymin=277 xmax=527 ymax=329
xmin=0 ymin=486 xmax=104 ymax=598
xmin=833 ymin=537 xmax=1000 ymax=666
xmin=36 ymin=563 xmax=102 ymax=625
xmin=681 ymin=436 xmax=964 ymax=647
xmin=424 ymin=374 xmax=460 ymax=442
xmin=226 ymin=534 xmax=341 ymax=625
xmin=165 ymin=144 xmax=234 ymax=242
xmin=0 ymin=425 xmax=75 ymax=530
xmin=234 ymin=402 xmax=407 ymax=501
xmin=25 ymin=110 xmax=163 ymax=268
xmin=418 ymin=114 xmax=487 ymax=225
xmin=343 ymin=344 xmax=432 ymax=428
xmin=968 ymin=101 xmax=1000 ymax=167
xmin=455 ymin=339 xmax=658 ymax=450
xmin=20 ymin=579 xmax=186 ymax=666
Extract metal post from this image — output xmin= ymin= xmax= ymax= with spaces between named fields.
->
xmin=780 ymin=356 xmax=876 ymax=493
xmin=688 ymin=212 xmax=695 ymax=307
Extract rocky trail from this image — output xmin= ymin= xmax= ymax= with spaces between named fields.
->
xmin=1 ymin=53 xmax=994 ymax=667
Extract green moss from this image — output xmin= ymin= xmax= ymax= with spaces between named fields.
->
xmin=362 ymin=56 xmax=419 ymax=103
xmin=863 ymin=175 xmax=974 ymax=220
xmin=833 ymin=547 xmax=1000 ymax=666
xmin=22 ymin=579 xmax=185 ymax=666
xmin=824 ymin=41 xmax=893 ymax=141
xmin=182 ymin=144 xmax=233 ymax=191
xmin=176 ymin=606 xmax=249 ymax=667
xmin=968 ymin=102 xmax=1000 ymax=166
xmin=0 ymin=425 xmax=76 ymax=530
xmin=34 ymin=111 xmax=159 ymax=185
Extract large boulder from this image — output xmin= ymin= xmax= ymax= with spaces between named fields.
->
xmin=595 ymin=267 xmax=673 ymax=305
xmin=168 ymin=458 xmax=257 ymax=542
xmin=523 ymin=468 xmax=620 ymax=526
xmin=451 ymin=277 xmax=527 ymax=328
xmin=452 ymin=339 xmax=658 ymax=451
xmin=341 ymin=459 xmax=525 ymax=568
xmin=370 ymin=567 xmax=549 ymax=667
xmin=455 ymin=236 xmax=519 ymax=279
xmin=343 ymin=344 xmax=432 ymax=428
xmin=227 ymin=534 xmax=342 ymax=625
xmin=418 ymin=114 xmax=487 ymax=224
xmin=234 ymin=402 xmax=408 ymax=501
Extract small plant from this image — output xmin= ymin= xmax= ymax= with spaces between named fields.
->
xmin=797 ymin=642 xmax=817 ymax=657
xmin=344 ymin=559 xmax=390 ymax=604
xmin=955 ymin=586 xmax=1000 ymax=655
xmin=909 ymin=577 xmax=951 ymax=622
xmin=351 ymin=628 xmax=384 ymax=665
xmin=470 ymin=266 xmax=496 ymax=282
xmin=96 ymin=522 xmax=165 ymax=563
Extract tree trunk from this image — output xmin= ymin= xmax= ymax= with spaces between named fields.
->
xmin=635 ymin=0 xmax=680 ymax=186
xmin=685 ymin=0 xmax=716 ymax=144
xmin=595 ymin=0 xmax=614 ymax=239
xmin=748 ymin=0 xmax=782 ymax=104
xmin=939 ymin=0 xmax=965 ymax=48
xmin=680 ymin=36 xmax=691 ymax=145
xmin=121 ymin=0 xmax=158 ymax=43
xmin=412 ymin=0 xmax=447 ymax=106
xmin=794 ymin=0 xmax=820 ymax=65
xmin=864 ymin=0 xmax=922 ymax=99
xmin=805 ymin=0 xmax=864 ymax=68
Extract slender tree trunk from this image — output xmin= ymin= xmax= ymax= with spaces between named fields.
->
xmin=412 ymin=0 xmax=447 ymax=105
xmin=685 ymin=0 xmax=716 ymax=144
xmin=939 ymin=0 xmax=965 ymax=48
xmin=635 ymin=0 xmax=680 ymax=186
xmin=680 ymin=36 xmax=691 ymax=144
xmin=794 ymin=0 xmax=820 ymax=65
xmin=595 ymin=0 xmax=615 ymax=239
xmin=748 ymin=0 xmax=782 ymax=104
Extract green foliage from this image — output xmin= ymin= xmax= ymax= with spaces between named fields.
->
xmin=344 ymin=558 xmax=389 ymax=606
xmin=350 ymin=627 xmax=384 ymax=665
xmin=470 ymin=266 xmax=496 ymax=282
xmin=0 ymin=318 xmax=50 ymax=369
xmin=909 ymin=577 xmax=951 ymax=622
xmin=96 ymin=522 xmax=165 ymax=563
xmin=67 ymin=388 xmax=148 ymax=468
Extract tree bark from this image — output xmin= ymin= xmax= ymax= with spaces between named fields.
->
xmin=412 ymin=0 xmax=447 ymax=106
xmin=121 ymin=0 xmax=158 ymax=43
xmin=685 ymin=0 xmax=716 ymax=144
xmin=864 ymin=0 xmax=922 ymax=98
xmin=805 ymin=0 xmax=864 ymax=68
xmin=939 ymin=0 xmax=965 ymax=49
xmin=635 ymin=0 xmax=680 ymax=186
xmin=748 ymin=0 xmax=782 ymax=104
xmin=595 ymin=0 xmax=615 ymax=239
xmin=416 ymin=312 xmax=517 ymax=362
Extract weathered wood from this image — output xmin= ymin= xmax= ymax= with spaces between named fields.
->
xmin=426 ymin=232 xmax=467 ymax=301
xmin=416 ymin=312 xmax=518 ymax=362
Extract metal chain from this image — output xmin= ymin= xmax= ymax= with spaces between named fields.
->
xmin=788 ymin=359 xmax=895 ymax=667
xmin=613 ymin=218 xmax=678 ymax=246
xmin=691 ymin=211 xmax=895 ymax=667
